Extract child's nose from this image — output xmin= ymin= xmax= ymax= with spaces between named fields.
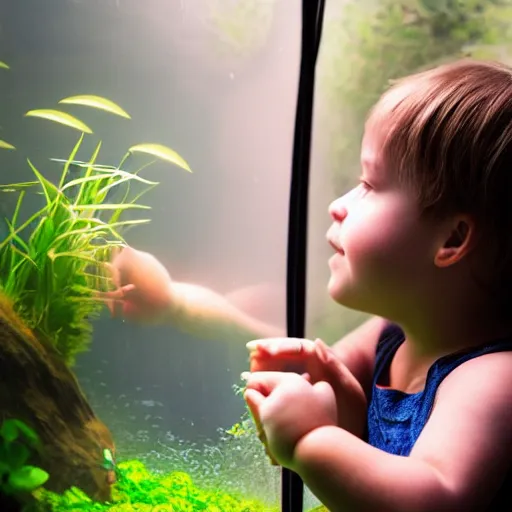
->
xmin=328 ymin=197 xmax=348 ymax=222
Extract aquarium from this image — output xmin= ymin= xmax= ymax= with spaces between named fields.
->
xmin=3 ymin=0 xmax=512 ymax=511
xmin=0 ymin=0 xmax=299 ymax=510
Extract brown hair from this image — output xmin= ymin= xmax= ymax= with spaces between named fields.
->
xmin=367 ymin=59 xmax=512 ymax=292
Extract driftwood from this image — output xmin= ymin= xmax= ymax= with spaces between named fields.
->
xmin=0 ymin=295 xmax=115 ymax=504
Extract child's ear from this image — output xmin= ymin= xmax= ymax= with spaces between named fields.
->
xmin=434 ymin=215 xmax=475 ymax=268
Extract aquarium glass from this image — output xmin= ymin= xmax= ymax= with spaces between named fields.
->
xmin=304 ymin=0 xmax=512 ymax=510
xmin=0 ymin=1 xmax=300 ymax=510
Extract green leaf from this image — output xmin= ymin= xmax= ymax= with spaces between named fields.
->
xmin=59 ymin=95 xmax=131 ymax=119
xmin=0 ymin=61 xmax=9 ymax=69
xmin=6 ymin=442 xmax=30 ymax=469
xmin=10 ymin=420 xmax=39 ymax=446
xmin=71 ymin=203 xmax=150 ymax=211
xmin=61 ymin=169 xmax=158 ymax=192
xmin=0 ymin=462 xmax=10 ymax=475
xmin=8 ymin=466 xmax=49 ymax=492
xmin=128 ymin=143 xmax=192 ymax=172
xmin=0 ymin=420 xmax=19 ymax=443
xmin=0 ymin=182 xmax=38 ymax=192
xmin=57 ymin=133 xmax=85 ymax=189
xmin=27 ymin=159 xmax=63 ymax=206
xmin=25 ymin=109 xmax=93 ymax=134
xmin=51 ymin=158 xmax=117 ymax=171
xmin=0 ymin=140 xmax=15 ymax=150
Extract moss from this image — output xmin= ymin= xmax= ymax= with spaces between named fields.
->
xmin=36 ymin=459 xmax=279 ymax=512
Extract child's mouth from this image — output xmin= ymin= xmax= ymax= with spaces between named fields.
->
xmin=328 ymin=239 xmax=344 ymax=255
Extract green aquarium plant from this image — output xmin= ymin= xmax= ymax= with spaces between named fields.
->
xmin=0 ymin=418 xmax=49 ymax=503
xmin=36 ymin=459 xmax=278 ymax=512
xmin=0 ymin=62 xmax=191 ymax=366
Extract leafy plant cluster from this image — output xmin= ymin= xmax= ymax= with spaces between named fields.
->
xmin=318 ymin=0 xmax=512 ymax=194
xmin=36 ymin=459 xmax=278 ymax=512
xmin=0 ymin=419 xmax=48 ymax=508
xmin=0 ymin=62 xmax=191 ymax=366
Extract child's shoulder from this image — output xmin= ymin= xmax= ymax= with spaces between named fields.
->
xmin=410 ymin=348 xmax=512 ymax=507
xmin=442 ymin=348 xmax=512 ymax=394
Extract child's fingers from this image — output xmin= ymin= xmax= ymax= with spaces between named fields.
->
xmin=96 ymin=284 xmax=137 ymax=318
xmin=247 ymin=338 xmax=315 ymax=356
xmin=243 ymin=388 xmax=265 ymax=418
xmin=249 ymin=352 xmax=308 ymax=373
xmin=313 ymin=338 xmax=345 ymax=378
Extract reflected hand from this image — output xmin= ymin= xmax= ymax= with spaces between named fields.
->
xmin=247 ymin=338 xmax=367 ymax=437
xmin=243 ymin=371 xmax=337 ymax=468
xmin=99 ymin=246 xmax=174 ymax=324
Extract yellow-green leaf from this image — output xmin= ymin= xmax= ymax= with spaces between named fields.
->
xmin=0 ymin=140 xmax=15 ymax=150
xmin=71 ymin=203 xmax=151 ymax=211
xmin=25 ymin=109 xmax=93 ymax=134
xmin=0 ymin=182 xmax=38 ymax=192
xmin=0 ymin=61 xmax=9 ymax=70
xmin=59 ymin=95 xmax=131 ymax=119
xmin=128 ymin=143 xmax=192 ymax=172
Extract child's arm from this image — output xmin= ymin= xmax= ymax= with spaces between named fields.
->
xmin=165 ymin=281 xmax=285 ymax=342
xmin=104 ymin=246 xmax=285 ymax=342
xmin=292 ymin=351 xmax=512 ymax=512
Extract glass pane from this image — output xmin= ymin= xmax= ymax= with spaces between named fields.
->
xmin=0 ymin=1 xmax=299 ymax=510
xmin=305 ymin=1 xmax=512 ymax=510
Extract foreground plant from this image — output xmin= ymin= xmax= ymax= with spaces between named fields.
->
xmin=36 ymin=459 xmax=278 ymax=512
xmin=0 ymin=61 xmax=191 ymax=366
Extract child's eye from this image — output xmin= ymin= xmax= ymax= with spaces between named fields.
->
xmin=358 ymin=178 xmax=372 ymax=191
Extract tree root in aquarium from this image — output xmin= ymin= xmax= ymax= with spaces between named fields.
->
xmin=0 ymin=294 xmax=116 ymax=504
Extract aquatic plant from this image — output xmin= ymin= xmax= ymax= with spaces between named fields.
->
xmin=0 ymin=63 xmax=191 ymax=366
xmin=0 ymin=418 xmax=48 ymax=508
xmin=36 ymin=459 xmax=278 ymax=512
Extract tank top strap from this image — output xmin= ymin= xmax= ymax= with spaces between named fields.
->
xmin=372 ymin=323 xmax=405 ymax=386
xmin=424 ymin=337 xmax=512 ymax=388
xmin=373 ymin=323 xmax=512 ymax=389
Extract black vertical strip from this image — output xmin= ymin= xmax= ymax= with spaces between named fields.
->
xmin=282 ymin=1 xmax=325 ymax=512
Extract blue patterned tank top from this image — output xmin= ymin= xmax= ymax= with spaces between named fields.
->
xmin=367 ymin=323 xmax=512 ymax=509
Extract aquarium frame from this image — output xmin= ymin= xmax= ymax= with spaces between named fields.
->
xmin=283 ymin=0 xmax=325 ymax=511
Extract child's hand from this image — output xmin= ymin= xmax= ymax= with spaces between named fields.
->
xmin=98 ymin=246 xmax=174 ymax=324
xmin=247 ymin=338 xmax=367 ymax=437
xmin=247 ymin=337 xmax=316 ymax=374
xmin=243 ymin=371 xmax=337 ymax=468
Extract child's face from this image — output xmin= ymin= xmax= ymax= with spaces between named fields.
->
xmin=325 ymin=126 xmax=444 ymax=319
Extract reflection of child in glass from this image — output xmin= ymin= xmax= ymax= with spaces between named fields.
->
xmin=105 ymin=60 xmax=512 ymax=510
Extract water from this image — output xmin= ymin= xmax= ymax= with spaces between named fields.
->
xmin=0 ymin=0 xmax=298 ymax=509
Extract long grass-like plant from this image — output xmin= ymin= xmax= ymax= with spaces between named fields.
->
xmin=0 ymin=63 xmax=191 ymax=366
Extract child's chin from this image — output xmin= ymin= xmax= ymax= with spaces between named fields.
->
xmin=327 ymin=282 xmax=365 ymax=312
xmin=327 ymin=280 xmax=347 ymax=304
